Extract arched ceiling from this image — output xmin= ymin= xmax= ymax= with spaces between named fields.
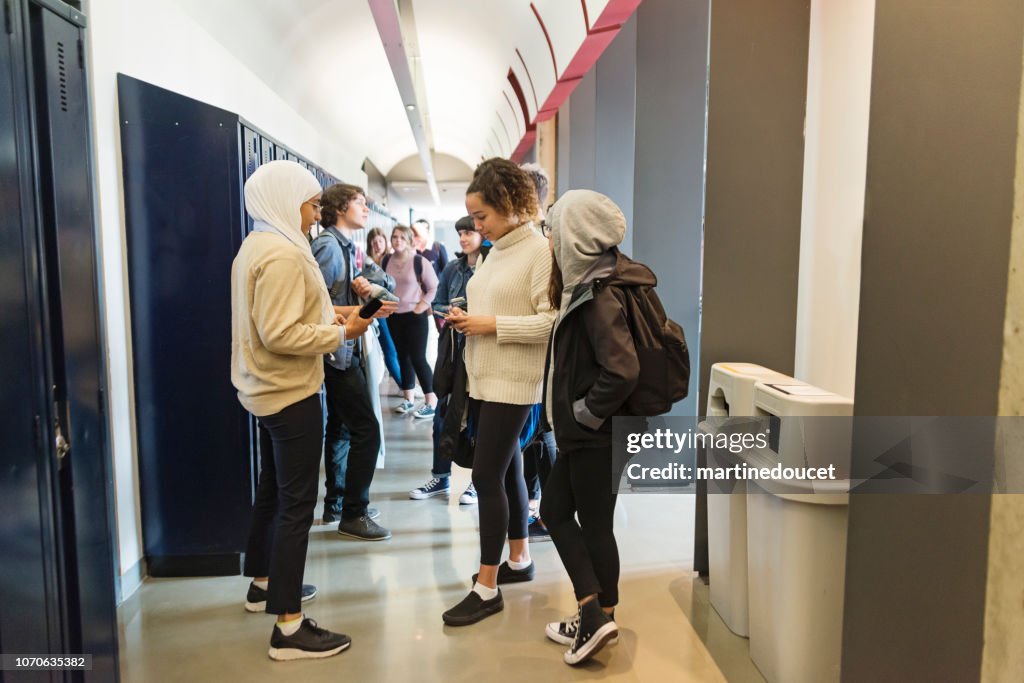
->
xmin=175 ymin=0 xmax=641 ymax=184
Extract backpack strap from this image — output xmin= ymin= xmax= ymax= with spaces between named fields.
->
xmin=414 ymin=254 xmax=426 ymax=294
xmin=382 ymin=253 xmax=427 ymax=294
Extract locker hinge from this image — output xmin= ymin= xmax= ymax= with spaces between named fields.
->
xmin=77 ymin=37 xmax=84 ymax=68
xmin=4 ymin=0 xmax=12 ymax=36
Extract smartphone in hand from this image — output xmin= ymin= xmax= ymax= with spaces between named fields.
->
xmin=358 ymin=298 xmax=384 ymax=319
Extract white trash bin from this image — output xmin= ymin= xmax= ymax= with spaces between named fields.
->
xmin=745 ymin=381 xmax=852 ymax=683
xmin=702 ymin=363 xmax=791 ymax=638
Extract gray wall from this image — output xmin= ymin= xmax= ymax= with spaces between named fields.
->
xmin=842 ymin=1 xmax=1024 ymax=679
xmin=633 ymin=0 xmax=710 ymax=419
xmin=594 ymin=16 xmax=636 ymax=254
xmin=699 ymin=0 xmax=810 ymax=412
xmin=558 ymin=16 xmax=637 ymax=254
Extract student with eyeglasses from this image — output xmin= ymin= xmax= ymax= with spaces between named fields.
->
xmin=231 ymin=161 xmax=372 ymax=660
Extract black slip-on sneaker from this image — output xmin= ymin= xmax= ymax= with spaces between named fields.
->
xmin=267 ymin=618 xmax=351 ymax=661
xmin=471 ymin=560 xmax=535 ymax=585
xmin=442 ymin=589 xmax=504 ymax=626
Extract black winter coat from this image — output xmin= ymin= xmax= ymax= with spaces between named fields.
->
xmin=542 ymin=249 xmax=650 ymax=452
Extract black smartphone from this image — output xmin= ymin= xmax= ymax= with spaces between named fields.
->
xmin=358 ymin=298 xmax=384 ymax=319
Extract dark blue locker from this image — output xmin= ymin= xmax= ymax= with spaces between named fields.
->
xmin=241 ymin=124 xmax=260 ymax=234
xmin=1 ymin=0 xmax=119 ymax=679
xmin=118 ymin=75 xmax=252 ymax=577
xmin=241 ymin=124 xmax=259 ymax=180
xmin=260 ymin=136 xmax=274 ymax=165
xmin=31 ymin=6 xmax=119 ymax=677
xmin=0 ymin=0 xmax=63 ymax=669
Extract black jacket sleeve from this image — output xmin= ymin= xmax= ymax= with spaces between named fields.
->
xmin=574 ymin=291 xmax=640 ymax=429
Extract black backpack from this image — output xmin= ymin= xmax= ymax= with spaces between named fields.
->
xmin=620 ymin=284 xmax=690 ymax=415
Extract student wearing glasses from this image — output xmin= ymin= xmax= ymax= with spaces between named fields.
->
xmin=232 ymin=161 xmax=372 ymax=660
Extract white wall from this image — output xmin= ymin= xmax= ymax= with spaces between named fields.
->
xmin=794 ymin=0 xmax=876 ymax=399
xmin=84 ymin=0 xmax=365 ymax=599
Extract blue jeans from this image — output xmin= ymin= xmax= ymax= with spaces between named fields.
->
xmin=431 ymin=395 xmax=450 ymax=477
xmin=376 ymin=319 xmax=402 ymax=383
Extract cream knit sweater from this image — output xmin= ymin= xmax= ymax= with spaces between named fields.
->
xmin=231 ymin=232 xmax=342 ymax=417
xmin=465 ymin=224 xmax=555 ymax=405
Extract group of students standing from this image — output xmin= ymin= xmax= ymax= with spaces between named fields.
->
xmin=231 ymin=156 xmax=649 ymax=666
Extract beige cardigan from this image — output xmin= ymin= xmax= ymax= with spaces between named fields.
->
xmin=465 ymin=224 xmax=555 ymax=405
xmin=231 ymin=232 xmax=341 ymax=416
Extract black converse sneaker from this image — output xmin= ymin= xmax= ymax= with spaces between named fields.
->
xmin=245 ymin=582 xmax=318 ymax=613
xmin=546 ymin=608 xmax=617 ymax=645
xmin=267 ymin=618 xmax=351 ymax=661
xmin=441 ymin=589 xmax=504 ymax=626
xmin=563 ymin=600 xmax=619 ymax=666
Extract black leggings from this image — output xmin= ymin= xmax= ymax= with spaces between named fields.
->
xmin=471 ymin=401 xmax=531 ymax=565
xmin=243 ymin=393 xmax=322 ymax=614
xmin=540 ymin=446 xmax=620 ymax=607
xmin=389 ymin=310 xmax=433 ymax=393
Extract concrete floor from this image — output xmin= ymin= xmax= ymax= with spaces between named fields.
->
xmin=118 ymin=406 xmax=765 ymax=682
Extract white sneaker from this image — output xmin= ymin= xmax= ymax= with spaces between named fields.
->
xmin=459 ymin=482 xmax=478 ymax=505
xmin=409 ymin=477 xmax=450 ymax=499
xmin=393 ymin=400 xmax=415 ymax=414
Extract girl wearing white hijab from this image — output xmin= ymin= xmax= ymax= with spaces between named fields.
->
xmin=231 ymin=160 xmax=370 ymax=661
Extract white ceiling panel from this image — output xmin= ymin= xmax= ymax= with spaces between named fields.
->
xmin=170 ymin=0 xmax=637 ymax=180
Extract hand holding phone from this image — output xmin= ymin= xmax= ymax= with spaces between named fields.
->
xmin=358 ymin=298 xmax=384 ymax=319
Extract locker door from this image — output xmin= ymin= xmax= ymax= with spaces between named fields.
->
xmin=241 ymin=125 xmax=259 ymax=180
xmin=260 ymin=136 xmax=274 ymax=165
xmin=0 ymin=0 xmax=63 ymax=671
xmin=241 ymin=125 xmax=259 ymax=234
xmin=29 ymin=4 xmax=118 ymax=678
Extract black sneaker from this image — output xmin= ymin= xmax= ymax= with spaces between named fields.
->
xmin=528 ymin=518 xmax=551 ymax=542
xmin=442 ymin=589 xmax=504 ymax=626
xmin=471 ymin=560 xmax=535 ymax=585
xmin=267 ymin=618 xmax=351 ymax=661
xmin=323 ymin=507 xmax=380 ymax=524
xmin=337 ymin=515 xmax=391 ymax=541
xmin=564 ymin=600 xmax=618 ymax=666
xmin=245 ymin=582 xmax=318 ymax=613
xmin=546 ymin=608 xmax=617 ymax=645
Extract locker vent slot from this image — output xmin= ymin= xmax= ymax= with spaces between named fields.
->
xmin=57 ymin=42 xmax=68 ymax=111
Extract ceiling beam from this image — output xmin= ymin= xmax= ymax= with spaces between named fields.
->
xmin=368 ymin=0 xmax=440 ymax=204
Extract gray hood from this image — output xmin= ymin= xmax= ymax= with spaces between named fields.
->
xmin=549 ymin=189 xmax=627 ymax=297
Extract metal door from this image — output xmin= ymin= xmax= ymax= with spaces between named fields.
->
xmin=28 ymin=3 xmax=118 ymax=678
xmin=0 ymin=0 xmax=64 ymax=673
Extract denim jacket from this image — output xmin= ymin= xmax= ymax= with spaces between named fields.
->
xmin=431 ymin=248 xmax=489 ymax=314
xmin=311 ymin=226 xmax=395 ymax=370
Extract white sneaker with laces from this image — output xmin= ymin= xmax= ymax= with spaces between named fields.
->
xmin=459 ymin=483 xmax=478 ymax=505
xmin=393 ymin=400 xmax=415 ymax=414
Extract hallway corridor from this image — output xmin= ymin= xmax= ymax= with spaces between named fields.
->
xmin=117 ymin=406 xmax=763 ymax=681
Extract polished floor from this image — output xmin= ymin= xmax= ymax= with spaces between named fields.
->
xmin=118 ymin=404 xmax=766 ymax=682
